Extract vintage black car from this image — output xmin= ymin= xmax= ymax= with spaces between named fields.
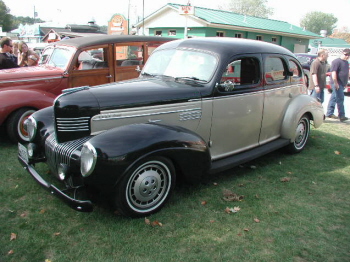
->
xmin=18 ymin=38 xmax=324 ymax=217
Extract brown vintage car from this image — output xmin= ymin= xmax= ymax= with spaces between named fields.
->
xmin=0 ymin=35 xmax=174 ymax=143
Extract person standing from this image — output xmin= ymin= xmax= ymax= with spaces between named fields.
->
xmin=326 ymin=49 xmax=350 ymax=122
xmin=309 ymin=49 xmax=329 ymax=103
xmin=0 ymin=37 xmax=19 ymax=69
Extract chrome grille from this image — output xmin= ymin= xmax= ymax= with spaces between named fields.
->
xmin=45 ymin=133 xmax=91 ymax=174
xmin=56 ymin=117 xmax=90 ymax=132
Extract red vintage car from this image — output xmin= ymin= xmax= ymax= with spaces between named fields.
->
xmin=0 ymin=35 xmax=174 ymax=143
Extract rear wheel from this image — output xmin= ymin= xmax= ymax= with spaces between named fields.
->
xmin=6 ymin=108 xmax=36 ymax=143
xmin=114 ymin=156 xmax=176 ymax=218
xmin=285 ymin=115 xmax=310 ymax=154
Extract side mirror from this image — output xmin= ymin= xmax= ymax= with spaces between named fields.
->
xmin=216 ymin=80 xmax=235 ymax=92
xmin=135 ymin=65 xmax=141 ymax=72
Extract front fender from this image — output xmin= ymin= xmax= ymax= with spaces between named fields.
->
xmin=0 ymin=89 xmax=57 ymax=126
xmin=281 ymin=94 xmax=323 ymax=141
xmin=85 ymin=123 xmax=211 ymax=190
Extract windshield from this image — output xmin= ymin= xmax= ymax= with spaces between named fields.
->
xmin=39 ymin=46 xmax=75 ymax=69
xmin=142 ymin=49 xmax=217 ymax=82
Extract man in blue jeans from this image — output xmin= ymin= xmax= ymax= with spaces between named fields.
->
xmin=326 ymin=48 xmax=350 ymax=122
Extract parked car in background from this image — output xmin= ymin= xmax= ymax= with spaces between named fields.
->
xmin=0 ymin=35 xmax=175 ymax=143
xmin=18 ymin=38 xmax=324 ymax=218
xmin=295 ymin=53 xmax=318 ymax=87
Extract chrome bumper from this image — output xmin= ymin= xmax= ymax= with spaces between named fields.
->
xmin=18 ymin=154 xmax=93 ymax=212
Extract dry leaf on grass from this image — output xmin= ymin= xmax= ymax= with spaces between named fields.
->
xmin=10 ymin=233 xmax=17 ymax=241
xmin=334 ymin=151 xmax=341 ymax=155
xmin=222 ymin=189 xmax=244 ymax=202
xmin=145 ymin=217 xmax=151 ymax=225
xmin=225 ymin=206 xmax=241 ymax=214
xmin=244 ymin=228 xmax=250 ymax=232
xmin=151 ymin=220 xmax=163 ymax=227
xmin=53 ymin=232 xmax=61 ymax=236
xmin=201 ymin=201 xmax=207 ymax=205
xmin=254 ymin=218 xmax=260 ymax=223
xmin=280 ymin=177 xmax=291 ymax=182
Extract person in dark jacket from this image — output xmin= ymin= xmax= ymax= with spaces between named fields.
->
xmin=0 ymin=37 xmax=20 ymax=69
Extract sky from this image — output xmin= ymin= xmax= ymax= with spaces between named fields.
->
xmin=3 ymin=0 xmax=350 ymax=31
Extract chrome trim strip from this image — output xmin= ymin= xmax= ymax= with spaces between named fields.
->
xmin=0 ymin=76 xmax=63 ymax=84
xmin=93 ymin=107 xmax=202 ymax=121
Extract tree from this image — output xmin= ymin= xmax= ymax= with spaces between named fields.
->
xmin=300 ymin=12 xmax=337 ymax=36
xmin=218 ymin=0 xmax=273 ymax=19
xmin=0 ymin=0 xmax=14 ymax=31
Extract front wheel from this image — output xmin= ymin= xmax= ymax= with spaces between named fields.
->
xmin=6 ymin=108 xmax=36 ymax=143
xmin=285 ymin=115 xmax=310 ymax=154
xmin=114 ymin=156 xmax=176 ymax=218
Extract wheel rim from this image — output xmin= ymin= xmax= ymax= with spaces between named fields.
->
xmin=17 ymin=110 xmax=36 ymax=142
xmin=126 ymin=160 xmax=172 ymax=213
xmin=294 ymin=117 xmax=309 ymax=150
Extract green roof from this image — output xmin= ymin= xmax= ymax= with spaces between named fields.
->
xmin=309 ymin=37 xmax=350 ymax=48
xmin=167 ymin=3 xmax=320 ymax=38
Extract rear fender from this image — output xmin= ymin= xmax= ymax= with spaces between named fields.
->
xmin=281 ymin=94 xmax=323 ymax=141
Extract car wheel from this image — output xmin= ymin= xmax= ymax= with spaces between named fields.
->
xmin=6 ymin=108 xmax=36 ymax=143
xmin=285 ymin=115 xmax=310 ymax=154
xmin=114 ymin=156 xmax=176 ymax=217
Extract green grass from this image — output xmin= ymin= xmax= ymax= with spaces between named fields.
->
xmin=1 ymin=120 xmax=350 ymax=262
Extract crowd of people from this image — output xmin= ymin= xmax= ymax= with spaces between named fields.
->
xmin=309 ymin=48 xmax=349 ymax=122
xmin=0 ymin=37 xmax=39 ymax=70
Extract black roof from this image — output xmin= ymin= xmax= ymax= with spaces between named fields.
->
xmin=158 ymin=37 xmax=295 ymax=57
xmin=52 ymin=35 xmax=176 ymax=49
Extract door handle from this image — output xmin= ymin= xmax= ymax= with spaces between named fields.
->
xmin=106 ymin=75 xmax=112 ymax=78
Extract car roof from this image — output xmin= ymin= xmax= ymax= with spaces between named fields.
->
xmin=157 ymin=37 xmax=295 ymax=57
xmin=50 ymin=35 xmax=175 ymax=49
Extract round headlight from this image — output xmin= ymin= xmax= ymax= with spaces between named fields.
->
xmin=80 ymin=142 xmax=97 ymax=177
xmin=25 ymin=116 xmax=37 ymax=141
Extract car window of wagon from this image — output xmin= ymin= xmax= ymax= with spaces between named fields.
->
xmin=39 ymin=46 xmax=75 ymax=69
xmin=142 ymin=49 xmax=218 ymax=82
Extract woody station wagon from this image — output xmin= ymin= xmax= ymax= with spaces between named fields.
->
xmin=18 ymin=38 xmax=324 ymax=217
xmin=0 ymin=35 xmax=174 ymax=143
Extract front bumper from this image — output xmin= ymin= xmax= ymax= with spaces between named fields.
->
xmin=18 ymin=153 xmax=93 ymax=212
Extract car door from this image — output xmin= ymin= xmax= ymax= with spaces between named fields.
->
xmin=68 ymin=44 xmax=114 ymax=88
xmin=209 ymin=55 xmax=264 ymax=160
xmin=259 ymin=54 xmax=302 ymax=144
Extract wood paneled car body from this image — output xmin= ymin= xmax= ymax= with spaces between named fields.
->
xmin=0 ymin=35 xmax=174 ymax=143
xmin=18 ymin=38 xmax=324 ymax=217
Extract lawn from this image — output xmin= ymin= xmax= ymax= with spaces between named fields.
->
xmin=1 ymin=120 xmax=349 ymax=262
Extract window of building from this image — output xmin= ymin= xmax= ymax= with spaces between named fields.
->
xmin=168 ymin=30 xmax=176 ymax=36
xmin=155 ymin=31 xmax=162 ymax=36
xmin=216 ymin=31 xmax=225 ymax=37
xmin=272 ymin=37 xmax=277 ymax=43
xmin=256 ymin=35 xmax=262 ymax=41
xmin=265 ymin=57 xmax=287 ymax=83
xmin=235 ymin=33 xmax=242 ymax=38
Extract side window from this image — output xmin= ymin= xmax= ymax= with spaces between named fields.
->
xmin=116 ymin=45 xmax=144 ymax=66
xmin=288 ymin=60 xmax=301 ymax=78
xmin=220 ymin=57 xmax=260 ymax=91
xmin=76 ymin=47 xmax=108 ymax=70
xmin=264 ymin=57 xmax=287 ymax=83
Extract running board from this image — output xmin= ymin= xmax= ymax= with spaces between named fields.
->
xmin=209 ymin=138 xmax=290 ymax=174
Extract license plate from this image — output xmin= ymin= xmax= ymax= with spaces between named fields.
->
xmin=18 ymin=143 xmax=29 ymax=163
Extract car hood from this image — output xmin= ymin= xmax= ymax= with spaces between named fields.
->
xmin=57 ymin=77 xmax=203 ymax=112
xmin=0 ymin=65 xmax=64 ymax=82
